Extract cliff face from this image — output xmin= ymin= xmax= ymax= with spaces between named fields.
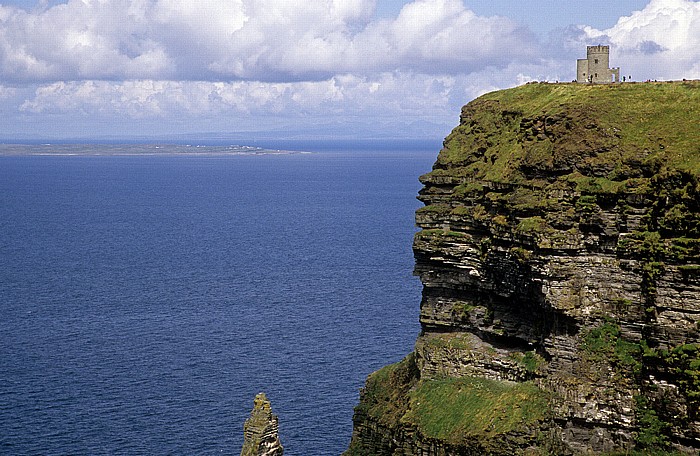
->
xmin=346 ymin=81 xmax=700 ymax=455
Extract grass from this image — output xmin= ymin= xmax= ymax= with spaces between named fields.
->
xmin=516 ymin=216 xmax=548 ymax=235
xmin=644 ymin=343 xmax=700 ymax=413
xmin=422 ymin=83 xmax=700 ymax=249
xmin=493 ymin=82 xmax=700 ymax=175
xmin=453 ymin=182 xmax=485 ymax=197
xmin=404 ymin=376 xmax=551 ymax=444
xmin=509 ymin=351 xmax=545 ymax=373
xmin=355 ymin=354 xmax=419 ymax=428
xmin=581 ymin=319 xmax=642 ymax=374
xmin=617 ymin=231 xmax=663 ymax=256
xmin=435 ymin=81 xmax=700 ymax=181
xmin=423 ymin=332 xmax=474 ymax=350
xmin=355 ymin=355 xmax=552 ymax=447
xmin=634 ymin=395 xmax=670 ymax=450
xmin=566 ymin=174 xmax=627 ymax=195
xmin=415 ymin=229 xmax=468 ymax=239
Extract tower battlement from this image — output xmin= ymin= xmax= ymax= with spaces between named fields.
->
xmin=587 ymin=45 xmax=610 ymax=55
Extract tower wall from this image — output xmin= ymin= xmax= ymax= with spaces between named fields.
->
xmin=577 ymin=45 xmax=619 ymax=83
xmin=587 ymin=46 xmax=611 ymax=83
xmin=576 ymin=59 xmax=589 ymax=83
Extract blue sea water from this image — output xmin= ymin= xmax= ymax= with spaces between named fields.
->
xmin=0 ymin=142 xmax=437 ymax=455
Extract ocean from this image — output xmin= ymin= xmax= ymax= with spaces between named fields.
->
xmin=0 ymin=141 xmax=438 ymax=455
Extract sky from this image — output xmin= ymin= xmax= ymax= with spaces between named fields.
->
xmin=0 ymin=0 xmax=698 ymax=141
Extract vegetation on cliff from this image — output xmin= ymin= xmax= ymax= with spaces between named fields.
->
xmin=434 ymin=81 xmax=700 ymax=179
xmin=405 ymin=376 xmax=551 ymax=443
xmin=347 ymin=354 xmax=552 ymax=454
xmin=424 ymin=82 xmax=700 ymax=253
xmin=348 ymin=81 xmax=700 ymax=456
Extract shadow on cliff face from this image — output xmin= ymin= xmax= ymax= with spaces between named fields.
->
xmin=414 ymin=235 xmax=580 ymax=365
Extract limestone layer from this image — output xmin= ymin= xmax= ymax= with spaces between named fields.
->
xmin=346 ymin=81 xmax=700 ymax=455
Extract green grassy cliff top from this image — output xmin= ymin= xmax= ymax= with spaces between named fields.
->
xmin=434 ymin=81 xmax=700 ymax=184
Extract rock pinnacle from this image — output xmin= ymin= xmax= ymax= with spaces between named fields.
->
xmin=240 ymin=392 xmax=283 ymax=456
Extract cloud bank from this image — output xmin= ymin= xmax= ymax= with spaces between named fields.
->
xmin=0 ymin=0 xmax=698 ymax=138
xmin=0 ymin=0 xmax=534 ymax=82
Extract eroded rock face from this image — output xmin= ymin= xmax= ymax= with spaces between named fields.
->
xmin=241 ymin=393 xmax=284 ymax=456
xmin=346 ymin=82 xmax=700 ymax=455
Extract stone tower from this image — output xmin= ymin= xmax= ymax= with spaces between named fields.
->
xmin=577 ymin=45 xmax=620 ymax=83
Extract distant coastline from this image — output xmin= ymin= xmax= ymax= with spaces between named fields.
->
xmin=0 ymin=138 xmax=443 ymax=156
xmin=0 ymin=143 xmax=303 ymax=156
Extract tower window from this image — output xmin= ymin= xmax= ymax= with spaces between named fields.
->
xmin=594 ymin=59 xmax=599 ymax=64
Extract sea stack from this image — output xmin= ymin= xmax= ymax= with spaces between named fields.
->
xmin=240 ymin=393 xmax=284 ymax=456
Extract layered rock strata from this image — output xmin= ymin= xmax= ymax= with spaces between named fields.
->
xmin=347 ymin=81 xmax=700 ymax=455
xmin=241 ymin=392 xmax=284 ymax=456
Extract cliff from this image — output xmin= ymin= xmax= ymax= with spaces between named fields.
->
xmin=346 ymin=81 xmax=700 ymax=455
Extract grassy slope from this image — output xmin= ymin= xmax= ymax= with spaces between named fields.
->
xmin=435 ymin=81 xmax=700 ymax=181
xmin=354 ymin=355 xmax=551 ymax=446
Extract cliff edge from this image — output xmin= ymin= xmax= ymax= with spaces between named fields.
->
xmin=346 ymin=81 xmax=700 ymax=455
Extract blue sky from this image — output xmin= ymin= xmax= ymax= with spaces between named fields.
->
xmin=378 ymin=1 xmax=651 ymax=36
xmin=0 ymin=0 xmax=697 ymax=140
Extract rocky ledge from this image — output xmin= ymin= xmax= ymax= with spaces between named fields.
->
xmin=346 ymin=81 xmax=700 ymax=455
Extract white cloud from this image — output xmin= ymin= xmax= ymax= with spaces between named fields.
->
xmin=0 ymin=0 xmax=535 ymax=83
xmin=0 ymin=1 xmax=175 ymax=82
xmin=385 ymin=0 xmax=533 ymax=68
xmin=575 ymin=0 xmax=700 ymax=80
xmin=17 ymin=55 xmax=569 ymax=122
xmin=1 ymin=0 xmax=698 ymax=139
xmin=17 ymin=74 xmax=454 ymax=118
xmin=0 ymin=84 xmax=16 ymax=99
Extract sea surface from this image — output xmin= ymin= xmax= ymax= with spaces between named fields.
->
xmin=0 ymin=141 xmax=438 ymax=455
